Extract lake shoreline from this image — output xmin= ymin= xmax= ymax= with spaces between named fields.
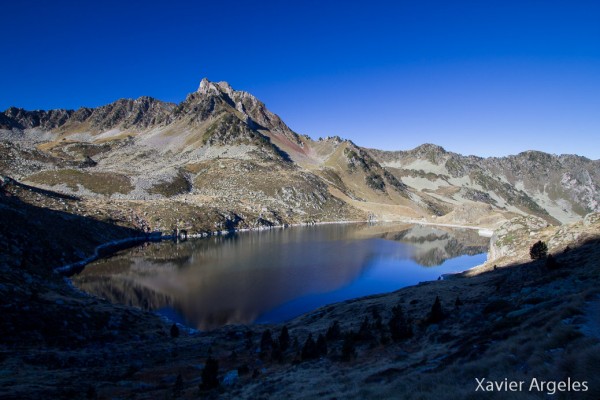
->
xmin=54 ymin=217 xmax=494 ymax=277
xmin=71 ymin=221 xmax=490 ymax=331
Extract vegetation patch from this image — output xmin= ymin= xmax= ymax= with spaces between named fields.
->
xmin=318 ymin=168 xmax=352 ymax=195
xmin=383 ymin=170 xmax=407 ymax=193
xmin=396 ymin=168 xmax=449 ymax=182
xmin=462 ymin=187 xmax=497 ymax=205
xmin=200 ymin=114 xmax=290 ymax=161
xmin=496 ymin=233 xmax=516 ymax=247
xmin=148 ymin=172 xmax=191 ymax=197
xmin=344 ymin=147 xmax=380 ymax=173
xmin=418 ymin=194 xmax=452 ymax=216
xmin=546 ymin=183 xmax=566 ymax=202
xmin=183 ymin=162 xmax=207 ymax=174
xmin=366 ymin=173 xmax=386 ymax=192
xmin=571 ymin=202 xmax=591 ymax=217
xmin=445 ymin=157 xmax=466 ymax=177
xmin=64 ymin=142 xmax=115 ymax=158
xmin=26 ymin=169 xmax=133 ymax=196
xmin=529 ymin=240 xmax=548 ymax=260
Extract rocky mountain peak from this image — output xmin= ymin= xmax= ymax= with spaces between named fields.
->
xmin=407 ymin=143 xmax=449 ymax=164
xmin=216 ymin=81 xmax=234 ymax=95
xmin=412 ymin=143 xmax=447 ymax=154
xmin=190 ymin=78 xmax=300 ymax=143
xmin=197 ymin=77 xmax=219 ymax=95
xmin=197 ymin=78 xmax=258 ymax=105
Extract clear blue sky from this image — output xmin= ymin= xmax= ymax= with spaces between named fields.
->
xmin=2 ymin=0 xmax=599 ymax=159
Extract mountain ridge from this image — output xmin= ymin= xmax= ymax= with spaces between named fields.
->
xmin=1 ymin=78 xmax=598 ymax=228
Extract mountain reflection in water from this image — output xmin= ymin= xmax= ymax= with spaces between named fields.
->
xmin=72 ymin=223 xmax=488 ymax=330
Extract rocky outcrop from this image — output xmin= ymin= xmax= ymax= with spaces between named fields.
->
xmin=487 ymin=212 xmax=600 ymax=265
xmin=488 ymin=215 xmax=549 ymax=261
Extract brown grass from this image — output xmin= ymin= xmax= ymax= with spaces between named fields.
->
xmin=26 ymin=169 xmax=133 ymax=196
xmin=148 ymin=172 xmax=191 ymax=197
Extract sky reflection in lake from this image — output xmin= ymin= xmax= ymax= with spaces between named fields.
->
xmin=73 ymin=223 xmax=488 ymax=330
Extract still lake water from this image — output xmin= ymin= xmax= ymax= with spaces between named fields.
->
xmin=72 ymin=223 xmax=488 ymax=330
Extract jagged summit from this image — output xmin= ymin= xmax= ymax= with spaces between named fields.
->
xmin=181 ymin=78 xmax=302 ymax=147
xmin=198 ymin=77 xmax=210 ymax=92
xmin=198 ymin=77 xmax=235 ymax=97
xmin=411 ymin=143 xmax=447 ymax=153
xmin=0 ymin=78 xmax=300 ymax=140
xmin=194 ymin=77 xmax=260 ymax=114
xmin=196 ymin=78 xmax=256 ymax=103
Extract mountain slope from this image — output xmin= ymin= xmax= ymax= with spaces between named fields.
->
xmin=0 ymin=79 xmax=365 ymax=229
xmin=368 ymin=144 xmax=599 ymax=224
xmin=2 ymin=79 xmax=598 ymax=229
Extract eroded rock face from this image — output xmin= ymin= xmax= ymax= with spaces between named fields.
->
xmin=489 ymin=215 xmax=549 ymax=261
xmin=487 ymin=212 xmax=600 ymax=265
xmin=584 ymin=212 xmax=600 ymax=226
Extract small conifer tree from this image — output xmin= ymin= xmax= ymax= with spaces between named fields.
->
xmin=371 ymin=308 xmax=383 ymax=331
xmin=326 ymin=320 xmax=341 ymax=341
xmin=357 ymin=316 xmax=374 ymax=341
xmin=173 ymin=373 xmax=183 ymax=398
xmin=170 ymin=323 xmax=179 ymax=338
xmin=341 ymin=335 xmax=356 ymax=361
xmin=260 ymin=329 xmax=273 ymax=352
xmin=200 ymin=357 xmax=219 ymax=390
xmin=530 ymin=240 xmax=548 ymax=260
xmin=316 ymin=333 xmax=328 ymax=356
xmin=278 ymin=326 xmax=290 ymax=352
xmin=428 ymin=296 xmax=444 ymax=324
xmin=454 ymin=296 xmax=463 ymax=307
xmin=388 ymin=304 xmax=412 ymax=341
xmin=301 ymin=334 xmax=318 ymax=360
xmin=244 ymin=330 xmax=254 ymax=349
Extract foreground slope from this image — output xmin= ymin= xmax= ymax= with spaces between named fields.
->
xmin=2 ymin=175 xmax=599 ymax=398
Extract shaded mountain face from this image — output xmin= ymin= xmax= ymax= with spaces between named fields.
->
xmin=1 ymin=79 xmax=597 ymax=229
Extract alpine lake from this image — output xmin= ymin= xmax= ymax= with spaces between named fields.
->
xmin=71 ymin=222 xmax=489 ymax=330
